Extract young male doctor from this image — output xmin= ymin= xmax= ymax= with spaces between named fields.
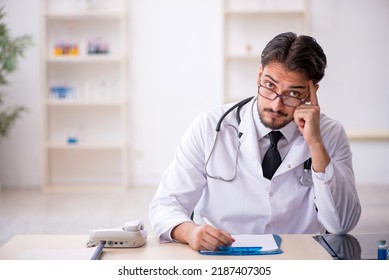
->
xmin=149 ymin=32 xmax=361 ymax=251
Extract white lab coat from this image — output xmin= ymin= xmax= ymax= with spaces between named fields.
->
xmin=149 ymin=97 xmax=361 ymax=242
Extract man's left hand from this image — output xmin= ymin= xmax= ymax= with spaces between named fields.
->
xmin=293 ymin=81 xmax=321 ymax=145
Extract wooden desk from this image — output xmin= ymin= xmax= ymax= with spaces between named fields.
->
xmin=0 ymin=234 xmax=332 ymax=260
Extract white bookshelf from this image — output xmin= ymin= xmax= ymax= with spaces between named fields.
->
xmin=41 ymin=0 xmax=128 ymax=189
xmin=222 ymin=0 xmax=309 ymax=103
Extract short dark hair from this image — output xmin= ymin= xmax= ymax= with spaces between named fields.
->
xmin=261 ymin=32 xmax=327 ymax=84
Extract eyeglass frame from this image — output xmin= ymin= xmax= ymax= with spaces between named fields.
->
xmin=257 ymin=83 xmax=310 ymax=108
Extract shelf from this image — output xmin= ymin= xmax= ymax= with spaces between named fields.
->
xmin=41 ymin=184 xmax=126 ymax=192
xmin=41 ymin=0 xmax=129 ymax=190
xmin=347 ymin=131 xmax=389 ymax=141
xmin=222 ymin=0 xmax=309 ymax=102
xmin=46 ymin=99 xmax=123 ymax=106
xmin=44 ymin=11 xmax=126 ymax=19
xmin=46 ymin=143 xmax=124 ymax=149
xmin=225 ymin=9 xmax=305 ymax=16
xmin=46 ymin=55 xmax=124 ymax=63
xmin=225 ymin=54 xmax=260 ymax=60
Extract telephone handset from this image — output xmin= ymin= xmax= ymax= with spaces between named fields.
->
xmin=87 ymin=219 xmax=147 ymax=248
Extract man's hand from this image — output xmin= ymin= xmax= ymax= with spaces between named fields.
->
xmin=293 ymin=81 xmax=330 ymax=172
xmin=293 ymin=81 xmax=321 ymax=145
xmin=171 ymin=221 xmax=235 ymax=251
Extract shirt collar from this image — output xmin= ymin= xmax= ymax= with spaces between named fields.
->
xmin=252 ymin=100 xmax=299 ymax=143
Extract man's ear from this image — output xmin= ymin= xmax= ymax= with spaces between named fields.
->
xmin=257 ymin=64 xmax=263 ymax=85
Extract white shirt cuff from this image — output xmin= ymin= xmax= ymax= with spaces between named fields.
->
xmin=312 ymin=159 xmax=334 ymax=182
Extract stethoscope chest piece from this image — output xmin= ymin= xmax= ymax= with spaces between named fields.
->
xmin=299 ymin=169 xmax=313 ymax=187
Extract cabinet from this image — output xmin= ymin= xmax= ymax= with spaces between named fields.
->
xmin=41 ymin=0 xmax=128 ymax=189
xmin=222 ymin=0 xmax=309 ymax=103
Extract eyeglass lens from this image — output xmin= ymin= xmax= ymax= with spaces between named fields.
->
xmin=258 ymin=86 xmax=302 ymax=107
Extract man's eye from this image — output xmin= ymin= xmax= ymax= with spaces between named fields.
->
xmin=288 ymin=91 xmax=299 ymax=98
xmin=265 ymin=82 xmax=274 ymax=89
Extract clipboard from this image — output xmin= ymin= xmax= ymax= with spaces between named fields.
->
xmin=199 ymin=234 xmax=283 ymax=256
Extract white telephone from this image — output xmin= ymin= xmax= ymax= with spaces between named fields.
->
xmin=87 ymin=220 xmax=148 ymax=248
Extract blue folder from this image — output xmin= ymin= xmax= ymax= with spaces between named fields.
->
xmin=199 ymin=234 xmax=283 ymax=256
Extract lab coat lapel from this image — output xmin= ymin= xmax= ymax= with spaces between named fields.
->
xmin=236 ymin=100 xmax=263 ymax=171
xmin=234 ymin=98 xmax=311 ymax=177
xmin=275 ymin=134 xmax=310 ymax=177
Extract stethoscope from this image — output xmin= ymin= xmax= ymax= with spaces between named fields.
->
xmin=204 ymin=96 xmax=313 ymax=187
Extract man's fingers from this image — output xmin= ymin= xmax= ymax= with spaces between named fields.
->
xmin=185 ymin=224 xmax=235 ymax=251
xmin=206 ymin=226 xmax=234 ymax=246
xmin=198 ymin=225 xmax=234 ymax=251
xmin=308 ymin=81 xmax=319 ymax=106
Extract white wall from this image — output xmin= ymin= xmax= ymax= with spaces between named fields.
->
xmin=0 ymin=0 xmax=41 ymax=187
xmin=0 ymin=0 xmax=389 ymax=188
xmin=310 ymin=0 xmax=389 ymax=186
xmin=127 ymin=0 xmax=222 ymax=185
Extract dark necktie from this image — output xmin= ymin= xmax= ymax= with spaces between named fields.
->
xmin=262 ymin=131 xmax=283 ymax=180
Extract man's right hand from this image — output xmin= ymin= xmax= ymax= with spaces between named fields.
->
xmin=171 ymin=221 xmax=235 ymax=251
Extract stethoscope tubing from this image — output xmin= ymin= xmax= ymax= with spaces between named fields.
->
xmin=204 ymin=96 xmax=312 ymax=186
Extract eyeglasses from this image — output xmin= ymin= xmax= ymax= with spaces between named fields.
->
xmin=258 ymin=84 xmax=309 ymax=108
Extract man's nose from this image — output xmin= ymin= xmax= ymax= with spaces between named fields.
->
xmin=271 ymin=95 xmax=285 ymax=111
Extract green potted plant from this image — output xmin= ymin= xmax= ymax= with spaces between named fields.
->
xmin=0 ymin=7 xmax=33 ymax=140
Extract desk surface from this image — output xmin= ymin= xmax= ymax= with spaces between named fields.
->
xmin=0 ymin=234 xmax=332 ymax=260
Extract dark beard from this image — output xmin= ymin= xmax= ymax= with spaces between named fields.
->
xmin=259 ymin=108 xmax=291 ymax=130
